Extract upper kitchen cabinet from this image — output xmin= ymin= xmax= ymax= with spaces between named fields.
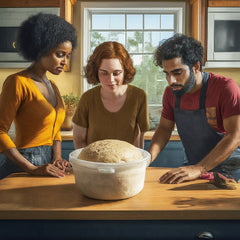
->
xmin=0 ymin=0 xmax=76 ymax=23
xmin=190 ymin=0 xmax=240 ymax=68
xmin=0 ymin=0 xmax=76 ymax=70
xmin=190 ymin=0 xmax=207 ymax=65
xmin=208 ymin=0 xmax=240 ymax=7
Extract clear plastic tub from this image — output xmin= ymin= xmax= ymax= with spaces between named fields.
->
xmin=69 ymin=148 xmax=151 ymax=200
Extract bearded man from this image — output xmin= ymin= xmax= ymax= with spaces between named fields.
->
xmin=149 ymin=34 xmax=240 ymax=184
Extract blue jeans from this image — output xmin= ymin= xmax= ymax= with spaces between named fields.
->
xmin=0 ymin=145 xmax=53 ymax=179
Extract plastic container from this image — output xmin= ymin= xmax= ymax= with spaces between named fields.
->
xmin=69 ymin=148 xmax=151 ymax=200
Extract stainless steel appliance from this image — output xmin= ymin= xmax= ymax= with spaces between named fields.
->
xmin=206 ymin=7 xmax=240 ymax=68
xmin=0 ymin=8 xmax=59 ymax=68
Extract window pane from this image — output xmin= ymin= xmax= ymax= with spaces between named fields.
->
xmin=131 ymin=54 xmax=167 ymax=104
xmin=131 ymin=54 xmax=143 ymax=66
xmin=127 ymin=14 xmax=143 ymax=29
xmin=160 ymin=31 xmax=174 ymax=42
xmin=144 ymin=31 xmax=162 ymax=53
xmin=92 ymin=14 xmax=125 ymax=30
xmin=144 ymin=14 xmax=160 ymax=29
xmin=90 ymin=31 xmax=125 ymax=51
xmin=148 ymin=106 xmax=162 ymax=130
xmin=131 ymin=54 xmax=168 ymax=129
xmin=161 ymin=14 xmax=174 ymax=29
xmin=127 ymin=31 xmax=143 ymax=53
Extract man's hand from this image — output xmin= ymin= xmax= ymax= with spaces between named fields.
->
xmin=159 ymin=165 xmax=204 ymax=184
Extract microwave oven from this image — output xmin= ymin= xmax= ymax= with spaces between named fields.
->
xmin=206 ymin=7 xmax=240 ymax=68
xmin=0 ymin=8 xmax=59 ymax=68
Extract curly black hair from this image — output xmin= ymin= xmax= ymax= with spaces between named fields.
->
xmin=154 ymin=33 xmax=203 ymax=71
xmin=16 ymin=13 xmax=77 ymax=61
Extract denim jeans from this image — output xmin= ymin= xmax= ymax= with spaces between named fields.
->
xmin=0 ymin=145 xmax=52 ymax=179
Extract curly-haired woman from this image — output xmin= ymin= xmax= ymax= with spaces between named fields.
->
xmin=0 ymin=13 xmax=77 ymax=179
xmin=72 ymin=41 xmax=150 ymax=149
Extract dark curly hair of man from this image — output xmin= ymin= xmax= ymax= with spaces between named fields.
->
xmin=16 ymin=13 xmax=77 ymax=61
xmin=154 ymin=33 xmax=203 ymax=71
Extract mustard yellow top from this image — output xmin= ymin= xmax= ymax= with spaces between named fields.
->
xmin=0 ymin=71 xmax=65 ymax=152
xmin=72 ymin=85 xmax=150 ymax=145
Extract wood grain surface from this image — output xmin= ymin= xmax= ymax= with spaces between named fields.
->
xmin=0 ymin=167 xmax=240 ymax=220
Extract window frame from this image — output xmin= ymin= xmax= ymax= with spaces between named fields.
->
xmin=80 ymin=1 xmax=186 ymax=92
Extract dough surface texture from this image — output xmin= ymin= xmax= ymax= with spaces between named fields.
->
xmin=78 ymin=139 xmax=142 ymax=163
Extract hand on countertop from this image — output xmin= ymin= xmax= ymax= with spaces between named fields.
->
xmin=29 ymin=163 xmax=66 ymax=178
xmin=159 ymin=165 xmax=202 ymax=184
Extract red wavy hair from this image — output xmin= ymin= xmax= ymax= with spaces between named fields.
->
xmin=84 ymin=41 xmax=136 ymax=85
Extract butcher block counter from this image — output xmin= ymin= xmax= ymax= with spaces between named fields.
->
xmin=61 ymin=130 xmax=181 ymax=141
xmin=1 ymin=168 xmax=240 ymax=239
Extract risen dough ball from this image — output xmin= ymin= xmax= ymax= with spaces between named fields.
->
xmin=78 ymin=139 xmax=142 ymax=163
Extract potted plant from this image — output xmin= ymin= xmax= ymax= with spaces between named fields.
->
xmin=61 ymin=93 xmax=80 ymax=131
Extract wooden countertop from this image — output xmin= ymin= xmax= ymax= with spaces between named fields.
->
xmin=0 ymin=167 xmax=240 ymax=220
xmin=61 ymin=130 xmax=181 ymax=141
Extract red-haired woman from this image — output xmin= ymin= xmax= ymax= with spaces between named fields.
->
xmin=72 ymin=41 xmax=150 ymax=149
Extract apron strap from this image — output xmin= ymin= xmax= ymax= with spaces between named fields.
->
xmin=175 ymin=95 xmax=180 ymax=109
xmin=199 ymin=72 xmax=209 ymax=109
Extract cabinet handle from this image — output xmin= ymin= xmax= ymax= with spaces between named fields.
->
xmin=196 ymin=231 xmax=214 ymax=239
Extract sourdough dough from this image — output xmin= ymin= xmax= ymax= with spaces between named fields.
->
xmin=78 ymin=139 xmax=142 ymax=163
xmin=73 ymin=139 xmax=147 ymax=200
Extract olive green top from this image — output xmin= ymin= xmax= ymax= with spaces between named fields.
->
xmin=72 ymin=85 xmax=150 ymax=145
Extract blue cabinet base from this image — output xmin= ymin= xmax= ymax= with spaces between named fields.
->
xmin=62 ymin=141 xmax=75 ymax=161
xmin=1 ymin=220 xmax=239 ymax=240
xmin=145 ymin=140 xmax=186 ymax=167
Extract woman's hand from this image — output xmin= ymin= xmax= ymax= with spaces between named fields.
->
xmin=28 ymin=159 xmax=71 ymax=178
xmin=159 ymin=165 xmax=204 ymax=184
xmin=29 ymin=163 xmax=66 ymax=178
xmin=52 ymin=158 xmax=71 ymax=172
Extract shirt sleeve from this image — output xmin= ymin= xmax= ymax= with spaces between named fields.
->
xmin=161 ymin=86 xmax=175 ymax=121
xmin=54 ymin=131 xmax=62 ymax=142
xmin=220 ymin=78 xmax=240 ymax=120
xmin=72 ymin=91 xmax=89 ymax=128
xmin=137 ymin=89 xmax=150 ymax=132
xmin=0 ymin=76 xmax=24 ymax=152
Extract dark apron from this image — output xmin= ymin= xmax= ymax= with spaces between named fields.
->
xmin=174 ymin=72 xmax=240 ymax=180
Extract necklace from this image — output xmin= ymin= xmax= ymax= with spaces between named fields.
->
xmin=27 ymin=70 xmax=51 ymax=85
xmin=27 ymin=70 xmax=57 ymax=107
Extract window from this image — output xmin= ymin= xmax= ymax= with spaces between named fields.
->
xmin=81 ymin=2 xmax=185 ymax=129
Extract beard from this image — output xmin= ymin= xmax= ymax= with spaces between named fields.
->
xmin=172 ymin=68 xmax=196 ymax=98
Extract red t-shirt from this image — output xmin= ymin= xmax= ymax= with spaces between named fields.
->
xmin=161 ymin=72 xmax=240 ymax=134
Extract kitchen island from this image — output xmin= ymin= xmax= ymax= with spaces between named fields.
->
xmin=0 ymin=168 xmax=240 ymax=239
